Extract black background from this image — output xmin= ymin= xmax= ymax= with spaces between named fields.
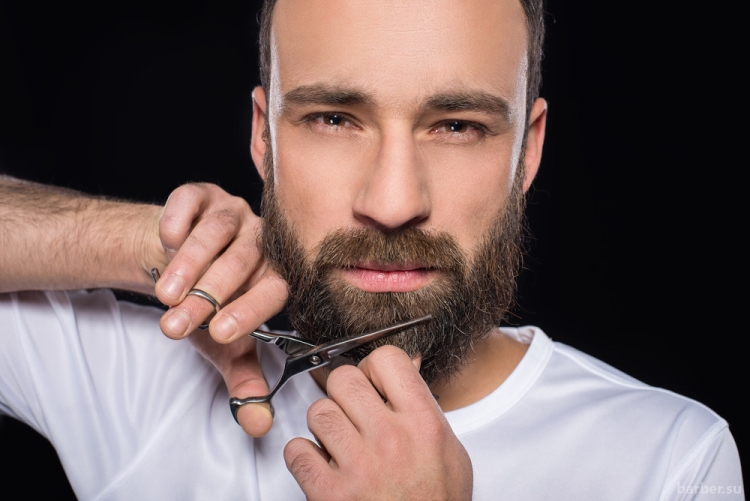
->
xmin=0 ymin=1 xmax=744 ymax=498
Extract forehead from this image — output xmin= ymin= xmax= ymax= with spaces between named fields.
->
xmin=269 ymin=0 xmax=528 ymax=110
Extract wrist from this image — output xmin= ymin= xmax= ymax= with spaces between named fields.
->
xmin=133 ymin=204 xmax=170 ymax=294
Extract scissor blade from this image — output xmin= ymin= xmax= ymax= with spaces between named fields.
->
xmin=249 ymin=330 xmax=316 ymax=355
xmin=317 ymin=314 xmax=432 ymax=359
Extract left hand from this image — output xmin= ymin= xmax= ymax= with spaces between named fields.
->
xmin=284 ymin=346 xmax=473 ymax=500
xmin=148 ymin=183 xmax=288 ymax=437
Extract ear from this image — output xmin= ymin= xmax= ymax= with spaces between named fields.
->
xmin=250 ymin=86 xmax=269 ymax=181
xmin=522 ymin=98 xmax=547 ymax=193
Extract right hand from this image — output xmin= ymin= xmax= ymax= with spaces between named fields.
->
xmin=151 ymin=182 xmax=288 ymax=436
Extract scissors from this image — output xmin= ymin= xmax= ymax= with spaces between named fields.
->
xmin=151 ymin=266 xmax=432 ymax=422
xmin=229 ymin=314 xmax=432 ymax=422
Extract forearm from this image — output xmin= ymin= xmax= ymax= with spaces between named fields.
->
xmin=0 ymin=175 xmax=165 ymax=294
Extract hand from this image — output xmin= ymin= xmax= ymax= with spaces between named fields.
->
xmin=284 ymin=346 xmax=473 ymax=500
xmin=151 ymin=183 xmax=288 ymax=436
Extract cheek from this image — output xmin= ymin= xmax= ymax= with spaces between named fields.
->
xmin=420 ymin=142 xmax=516 ymax=249
xmin=273 ymin=127 xmax=368 ymax=247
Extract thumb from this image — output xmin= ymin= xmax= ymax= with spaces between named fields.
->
xmin=188 ymin=331 xmax=274 ymax=437
xmin=229 ymin=373 xmax=274 ymax=438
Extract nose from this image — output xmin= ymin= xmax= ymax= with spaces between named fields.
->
xmin=353 ymin=128 xmax=431 ymax=231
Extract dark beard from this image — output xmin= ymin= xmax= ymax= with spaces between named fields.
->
xmin=260 ymin=152 xmax=526 ymax=386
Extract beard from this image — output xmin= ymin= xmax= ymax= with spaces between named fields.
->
xmin=260 ymin=148 xmax=526 ymax=386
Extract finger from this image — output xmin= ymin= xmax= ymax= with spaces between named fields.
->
xmin=189 ymin=331 xmax=274 ymax=437
xmin=284 ymin=437 xmax=336 ymax=495
xmin=157 ymin=190 xmax=251 ymax=305
xmin=158 ymin=238 xmax=271 ymax=338
xmin=226 ymin=339 xmax=274 ymax=438
xmin=306 ymin=397 xmax=359 ymax=463
xmin=157 ymin=210 xmax=242 ymax=304
xmin=159 ymin=294 xmax=218 ymax=339
xmin=208 ymin=268 xmax=288 ymax=343
xmin=159 ymin=184 xmax=207 ymax=261
xmin=325 ymin=365 xmax=390 ymax=432
xmin=183 ymin=232 xmax=267 ymax=317
xmin=357 ymin=346 xmax=436 ymax=413
xmin=411 ymin=353 xmax=422 ymax=371
xmin=236 ymin=402 xmax=274 ymax=438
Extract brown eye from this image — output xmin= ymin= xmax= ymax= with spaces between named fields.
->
xmin=323 ymin=114 xmax=344 ymax=126
xmin=447 ymin=121 xmax=468 ymax=133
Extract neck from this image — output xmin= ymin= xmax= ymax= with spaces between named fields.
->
xmin=428 ymin=328 xmax=528 ymax=411
xmin=310 ymin=328 xmax=528 ymax=412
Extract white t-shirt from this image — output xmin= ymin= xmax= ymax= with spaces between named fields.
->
xmin=0 ymin=290 xmax=743 ymax=500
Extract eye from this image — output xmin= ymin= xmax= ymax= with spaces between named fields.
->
xmin=321 ymin=113 xmax=344 ymax=126
xmin=432 ymin=121 xmax=473 ymax=133
xmin=308 ymin=113 xmax=356 ymax=128
xmin=447 ymin=121 xmax=469 ymax=133
xmin=429 ymin=120 xmax=487 ymax=142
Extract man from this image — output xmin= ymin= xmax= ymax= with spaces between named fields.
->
xmin=0 ymin=0 xmax=743 ymax=500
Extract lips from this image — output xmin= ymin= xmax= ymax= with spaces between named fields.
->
xmin=339 ymin=262 xmax=437 ymax=292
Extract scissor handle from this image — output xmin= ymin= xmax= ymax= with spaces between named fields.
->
xmin=229 ymin=350 xmax=332 ymax=422
xmin=228 ymin=314 xmax=432 ymax=424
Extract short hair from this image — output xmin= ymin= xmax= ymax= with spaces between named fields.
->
xmin=257 ymin=0 xmax=545 ymax=120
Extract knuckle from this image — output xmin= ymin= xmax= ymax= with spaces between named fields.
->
xmin=183 ymin=231 xmax=209 ymax=252
xmin=307 ymin=398 xmax=339 ymax=423
xmin=420 ymin=414 xmax=448 ymax=441
xmin=264 ymin=270 xmax=289 ymax=295
xmin=326 ymin=366 xmax=374 ymax=402
xmin=169 ymin=183 xmax=204 ymax=205
xmin=228 ymin=194 xmax=252 ymax=212
xmin=284 ymin=441 xmax=313 ymax=473
xmin=200 ymin=212 xmax=239 ymax=242
xmin=370 ymin=344 xmax=407 ymax=362
xmin=209 ymin=208 xmax=241 ymax=229
xmin=326 ymin=364 xmax=361 ymax=388
xmin=307 ymin=399 xmax=347 ymax=437
xmin=365 ymin=345 xmax=409 ymax=373
xmin=159 ymin=211 xmax=183 ymax=239
xmin=240 ymin=233 xmax=263 ymax=260
xmin=223 ymin=248 xmax=254 ymax=277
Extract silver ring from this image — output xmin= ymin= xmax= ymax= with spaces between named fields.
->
xmin=188 ymin=289 xmax=221 ymax=330
xmin=187 ymin=288 xmax=222 ymax=314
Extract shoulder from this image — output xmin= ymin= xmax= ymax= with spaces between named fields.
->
xmin=464 ymin=326 xmax=744 ymax=499
xmin=549 ymin=338 xmax=725 ymax=432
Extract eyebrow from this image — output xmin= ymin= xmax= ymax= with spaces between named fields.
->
xmin=422 ymin=92 xmax=512 ymax=123
xmin=282 ymin=84 xmax=512 ymax=123
xmin=282 ymin=84 xmax=374 ymax=108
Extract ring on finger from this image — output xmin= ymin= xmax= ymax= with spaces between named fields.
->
xmin=187 ymin=288 xmax=222 ymax=329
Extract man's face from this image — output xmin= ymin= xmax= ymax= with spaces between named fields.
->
xmin=251 ymin=0 xmax=546 ymax=383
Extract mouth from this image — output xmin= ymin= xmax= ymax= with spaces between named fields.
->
xmin=338 ymin=262 xmax=438 ymax=293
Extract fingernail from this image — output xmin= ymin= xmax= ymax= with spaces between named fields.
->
xmin=160 ymin=274 xmax=185 ymax=300
xmin=163 ymin=309 xmax=191 ymax=337
xmin=212 ymin=314 xmax=238 ymax=341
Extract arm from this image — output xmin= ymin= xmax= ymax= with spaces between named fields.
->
xmin=0 ymin=175 xmax=163 ymax=294
xmin=0 ymin=175 xmax=285 ymax=437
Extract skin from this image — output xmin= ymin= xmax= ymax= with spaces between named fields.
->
xmin=1 ymin=0 xmax=548 ymax=495
xmin=142 ymin=0 xmax=547 ymax=496
xmin=248 ymin=0 xmax=546 ymax=497
xmin=251 ymin=0 xmax=546 ymax=409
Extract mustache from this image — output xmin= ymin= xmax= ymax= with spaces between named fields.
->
xmin=312 ymin=227 xmax=468 ymax=273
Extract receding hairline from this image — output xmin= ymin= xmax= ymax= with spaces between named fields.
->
xmin=258 ymin=0 xmax=546 ymax=120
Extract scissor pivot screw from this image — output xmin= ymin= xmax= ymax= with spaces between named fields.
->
xmin=309 ymin=355 xmax=321 ymax=365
